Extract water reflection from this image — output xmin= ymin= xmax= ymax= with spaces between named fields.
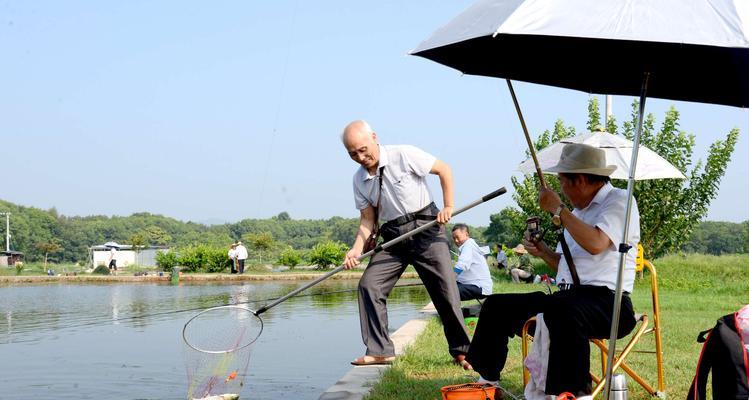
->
xmin=0 ymin=280 xmax=428 ymax=399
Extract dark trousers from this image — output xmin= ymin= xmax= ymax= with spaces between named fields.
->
xmin=230 ymin=259 xmax=237 ymax=274
xmin=358 ymin=211 xmax=470 ymax=357
xmin=238 ymin=259 xmax=245 ymax=274
xmin=457 ymin=282 xmax=484 ymax=301
xmin=466 ymin=285 xmax=636 ymax=395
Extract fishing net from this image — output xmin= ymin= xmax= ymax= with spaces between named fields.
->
xmin=183 ymin=305 xmax=263 ymax=400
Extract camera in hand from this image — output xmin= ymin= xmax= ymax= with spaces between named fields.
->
xmin=525 ymin=217 xmax=543 ymax=243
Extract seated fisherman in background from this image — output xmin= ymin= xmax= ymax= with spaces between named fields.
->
xmin=509 ymin=244 xmax=534 ymax=283
xmin=463 ymin=143 xmax=640 ymax=398
xmin=451 ymin=224 xmax=493 ymax=301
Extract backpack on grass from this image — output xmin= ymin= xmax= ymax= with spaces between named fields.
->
xmin=687 ymin=305 xmax=749 ymax=400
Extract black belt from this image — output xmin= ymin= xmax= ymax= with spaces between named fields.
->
xmin=384 ymin=203 xmax=436 ymax=227
xmin=557 ymin=283 xmax=630 ymax=297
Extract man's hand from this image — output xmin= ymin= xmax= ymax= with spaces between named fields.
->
xmin=539 ymin=187 xmax=563 ymax=213
xmin=437 ymin=206 xmax=453 ymax=224
xmin=522 ymin=238 xmax=546 ymax=258
xmin=343 ymin=249 xmax=361 ymax=270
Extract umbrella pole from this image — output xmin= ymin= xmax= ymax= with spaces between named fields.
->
xmin=603 ymin=73 xmax=650 ymax=400
xmin=506 ymin=79 xmax=547 ymax=188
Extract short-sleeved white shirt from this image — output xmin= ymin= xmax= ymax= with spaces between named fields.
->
xmin=555 ymin=183 xmax=640 ymax=292
xmin=352 ymin=144 xmax=436 ymax=222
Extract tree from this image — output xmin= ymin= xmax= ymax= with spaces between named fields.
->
xmin=276 ymin=212 xmax=291 ymax=221
xmin=277 ymin=246 xmax=301 ymax=268
xmin=128 ymin=233 xmax=148 ymax=266
xmin=244 ymin=232 xmax=274 ymax=264
xmin=144 ymin=226 xmax=172 ymax=246
xmin=512 ymin=98 xmax=739 ymax=258
xmin=483 ymin=207 xmax=527 ymax=247
xmin=34 ymin=241 xmax=62 ymax=268
xmin=308 ymin=241 xmax=348 ymax=270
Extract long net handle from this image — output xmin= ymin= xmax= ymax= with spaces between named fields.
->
xmin=506 ymin=79 xmax=547 ymax=188
xmin=254 ymin=186 xmax=507 ymax=315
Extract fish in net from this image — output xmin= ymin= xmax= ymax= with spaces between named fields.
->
xmin=183 ymin=306 xmax=263 ymax=400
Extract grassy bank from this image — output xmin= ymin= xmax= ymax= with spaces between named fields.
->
xmin=367 ymin=253 xmax=749 ymax=400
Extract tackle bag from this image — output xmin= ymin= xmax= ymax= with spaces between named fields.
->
xmin=687 ymin=305 xmax=749 ymax=400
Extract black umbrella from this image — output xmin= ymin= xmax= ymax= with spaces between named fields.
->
xmin=411 ymin=0 xmax=749 ymax=397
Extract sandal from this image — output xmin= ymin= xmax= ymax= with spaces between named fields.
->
xmin=350 ymin=355 xmax=395 ymax=366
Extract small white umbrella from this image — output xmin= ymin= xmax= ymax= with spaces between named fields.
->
xmin=518 ymin=131 xmax=687 ymax=180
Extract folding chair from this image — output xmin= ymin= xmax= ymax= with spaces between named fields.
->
xmin=521 ymin=255 xmax=665 ymax=398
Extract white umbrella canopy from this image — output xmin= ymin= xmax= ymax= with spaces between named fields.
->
xmin=518 ymin=131 xmax=687 ymax=180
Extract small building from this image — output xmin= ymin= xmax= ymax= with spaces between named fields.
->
xmin=0 ymin=250 xmax=24 ymax=267
xmin=89 ymin=243 xmax=170 ymax=268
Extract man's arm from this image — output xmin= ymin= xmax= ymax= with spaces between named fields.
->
xmin=539 ymin=187 xmax=612 ymax=255
xmin=430 ymin=159 xmax=454 ymax=224
xmin=523 ymin=239 xmax=561 ymax=271
xmin=453 ymin=246 xmax=472 ymax=274
xmin=343 ymin=206 xmax=376 ymax=269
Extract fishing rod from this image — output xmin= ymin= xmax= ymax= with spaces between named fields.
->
xmin=254 ymin=186 xmax=507 ymax=315
xmin=181 ymin=187 xmax=508 ymax=355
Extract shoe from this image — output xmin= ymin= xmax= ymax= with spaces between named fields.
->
xmin=453 ymin=354 xmax=473 ymax=370
xmin=477 ymin=376 xmax=499 ymax=386
xmin=350 ymin=355 xmax=395 ymax=366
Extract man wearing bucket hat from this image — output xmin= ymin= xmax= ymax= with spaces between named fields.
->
xmin=509 ymin=244 xmax=534 ymax=283
xmin=464 ymin=143 xmax=640 ymax=398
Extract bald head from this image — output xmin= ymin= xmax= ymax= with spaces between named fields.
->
xmin=341 ymin=120 xmax=374 ymax=145
xmin=342 ymin=120 xmax=380 ymax=172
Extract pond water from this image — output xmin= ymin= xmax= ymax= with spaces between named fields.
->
xmin=0 ymin=279 xmax=429 ymax=400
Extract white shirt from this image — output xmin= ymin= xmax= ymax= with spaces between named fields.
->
xmin=228 ymin=248 xmax=236 ymax=259
xmin=235 ymin=245 xmax=248 ymax=260
xmin=496 ymin=250 xmax=508 ymax=266
xmin=555 ymin=183 xmax=640 ymax=292
xmin=353 ymin=144 xmax=436 ymax=222
xmin=454 ymin=238 xmax=494 ymax=296
xmin=109 ymin=248 xmax=117 ymax=260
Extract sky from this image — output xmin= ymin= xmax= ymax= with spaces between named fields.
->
xmin=1 ymin=1 xmax=747 ymax=227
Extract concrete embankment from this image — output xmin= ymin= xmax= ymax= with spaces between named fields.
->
xmin=318 ymin=303 xmax=437 ymax=399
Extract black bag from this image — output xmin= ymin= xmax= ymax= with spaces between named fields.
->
xmin=687 ymin=311 xmax=749 ymax=400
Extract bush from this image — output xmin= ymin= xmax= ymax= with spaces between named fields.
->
xmin=204 ymin=247 xmax=231 ymax=273
xmin=177 ymin=245 xmax=209 ymax=272
xmin=175 ymin=245 xmax=231 ymax=273
xmin=155 ymin=250 xmax=179 ymax=271
xmin=308 ymin=241 xmax=348 ymax=270
xmin=277 ymin=247 xmax=301 ymax=268
xmin=15 ymin=262 xmax=23 ymax=275
xmin=92 ymin=265 xmax=110 ymax=275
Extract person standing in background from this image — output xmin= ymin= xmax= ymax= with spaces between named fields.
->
xmin=107 ymin=246 xmax=118 ymax=275
xmin=228 ymin=243 xmax=238 ymax=274
xmin=235 ymin=241 xmax=248 ymax=274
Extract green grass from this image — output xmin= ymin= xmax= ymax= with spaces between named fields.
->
xmin=366 ymin=253 xmax=749 ymax=400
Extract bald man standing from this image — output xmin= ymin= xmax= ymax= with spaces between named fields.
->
xmin=341 ymin=120 xmax=470 ymax=368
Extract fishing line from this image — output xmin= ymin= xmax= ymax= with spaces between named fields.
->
xmin=257 ymin=0 xmax=299 ymax=215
